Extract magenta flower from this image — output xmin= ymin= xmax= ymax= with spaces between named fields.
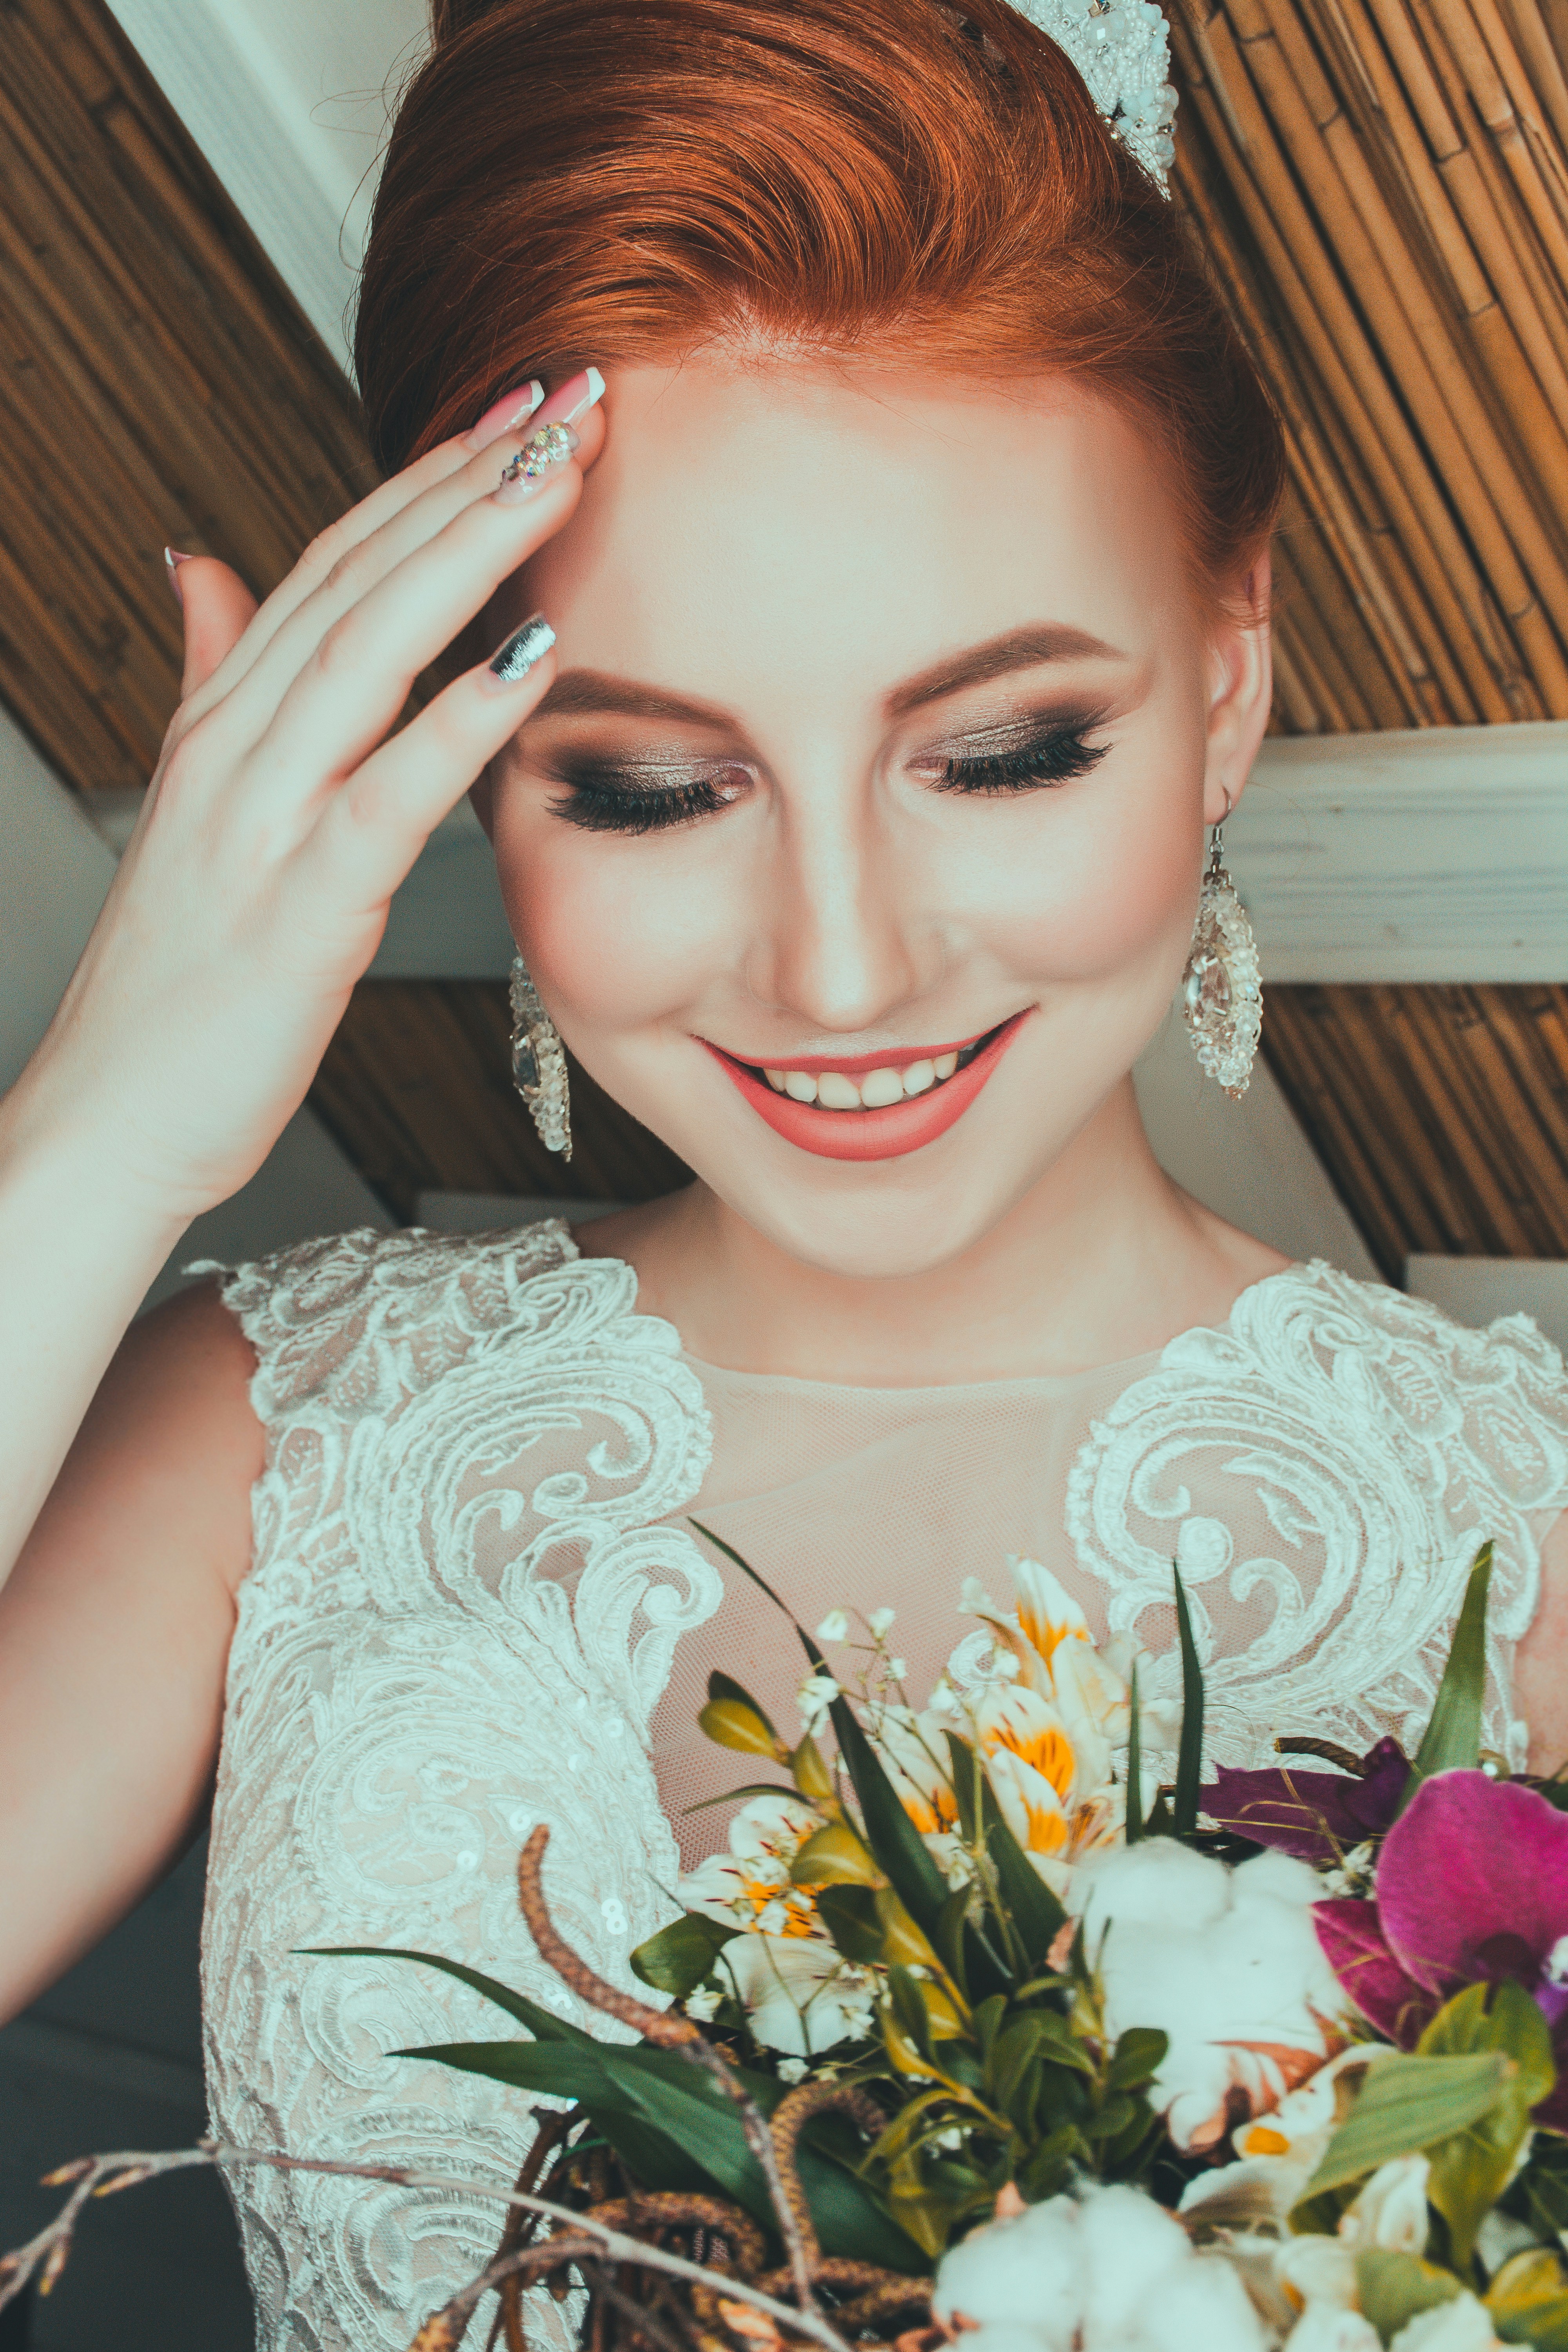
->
xmin=1205 ymin=1737 xmax=1410 ymax=1868
xmin=1314 ymin=1769 xmax=1568 ymax=2126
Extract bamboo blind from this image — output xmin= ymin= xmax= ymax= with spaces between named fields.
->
xmin=1171 ymin=0 xmax=1568 ymax=728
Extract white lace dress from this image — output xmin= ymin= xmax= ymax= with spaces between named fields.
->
xmin=199 ymin=1221 xmax=1568 ymax=2352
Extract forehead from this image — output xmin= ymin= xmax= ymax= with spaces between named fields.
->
xmin=518 ymin=359 xmax=1192 ymax=723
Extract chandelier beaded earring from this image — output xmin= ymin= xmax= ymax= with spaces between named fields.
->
xmin=1181 ymin=800 xmax=1262 ymax=1098
xmin=509 ymin=954 xmax=572 ymax=1159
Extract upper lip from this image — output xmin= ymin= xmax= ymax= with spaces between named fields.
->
xmin=703 ymin=1022 xmax=1003 ymax=1079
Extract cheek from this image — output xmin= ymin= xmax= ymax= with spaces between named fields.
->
xmin=951 ymin=731 xmax=1204 ymax=987
xmin=494 ymin=805 xmax=733 ymax=1030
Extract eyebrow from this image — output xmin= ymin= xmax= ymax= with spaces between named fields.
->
xmin=530 ymin=623 xmax=1127 ymax=731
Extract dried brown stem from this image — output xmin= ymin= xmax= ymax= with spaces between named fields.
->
xmin=515 ymin=1828 xmax=817 ymax=2318
xmin=0 ymin=2141 xmax=856 ymax=2352
xmin=765 ymin=2085 xmax=890 ymax=2275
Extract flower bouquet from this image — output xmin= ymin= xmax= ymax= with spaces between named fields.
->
xmin=12 ymin=1532 xmax=1568 ymax=2352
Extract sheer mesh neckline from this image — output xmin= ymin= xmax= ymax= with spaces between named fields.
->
xmin=649 ymin=1258 xmax=1307 ymax=1399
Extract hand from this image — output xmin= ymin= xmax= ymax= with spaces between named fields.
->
xmin=10 ymin=385 xmax=604 ymax=1221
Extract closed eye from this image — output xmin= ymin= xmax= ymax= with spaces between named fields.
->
xmin=547 ymin=761 xmax=755 ymax=835
xmin=935 ymin=724 xmax=1109 ymax=795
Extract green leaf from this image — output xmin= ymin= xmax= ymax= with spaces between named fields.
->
xmin=943 ymin=1732 xmax=1067 ymax=1970
xmin=1106 ymin=2027 xmax=1168 ymax=2092
xmin=933 ymin=1887 xmax=972 ymax=2001
xmin=1401 ymin=1542 xmax=1494 ymax=1811
xmin=888 ymin=1965 xmax=937 ymax=2068
xmin=629 ymin=1913 xmax=739 ymax=1998
xmin=832 ymin=1693 xmax=950 ymax=1937
xmin=1126 ymin=1659 xmax=1145 ymax=1846
xmin=1487 ymin=2249 xmax=1568 ymax=2350
xmin=301 ymin=1947 xmax=596 ymax=2046
xmin=1171 ymin=1564 xmax=1205 ymax=1842
xmin=816 ymin=1884 xmax=886 ymax=1965
xmin=1299 ymin=2052 xmax=1514 ymax=2203
xmin=1511 ymin=2132 xmax=1568 ymax=2239
xmin=1356 ymin=2250 xmax=1462 ymax=2340
xmin=681 ymin=1782 xmax=802 ymax=1814
xmin=1418 ymin=1982 xmax=1555 ymax=2270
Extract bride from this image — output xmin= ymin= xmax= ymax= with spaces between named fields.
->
xmin=2 ymin=0 xmax=1566 ymax=2341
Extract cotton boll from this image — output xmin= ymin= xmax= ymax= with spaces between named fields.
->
xmin=1232 ymin=1848 xmax=1333 ymax=1908
xmin=933 ymin=2198 xmax=1084 ymax=2348
xmin=1285 ymin=2310 xmax=1383 ymax=2351
xmin=964 ymin=2325 xmax=1062 ymax=2352
xmin=1076 ymin=2185 xmax=1192 ymax=2339
xmin=1114 ymin=2254 xmax=1268 ymax=2352
xmin=1076 ymin=1837 xmax=1234 ymax=1934
xmin=1388 ymin=2296 xmax=1507 ymax=2352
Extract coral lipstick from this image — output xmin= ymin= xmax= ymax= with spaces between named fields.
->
xmin=704 ymin=1013 xmax=1029 ymax=1162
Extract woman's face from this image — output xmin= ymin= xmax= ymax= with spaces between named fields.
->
xmin=485 ymin=360 xmax=1270 ymax=1278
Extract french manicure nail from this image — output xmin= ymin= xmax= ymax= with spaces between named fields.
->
xmin=163 ymin=546 xmax=192 ymax=605
xmin=494 ymin=421 xmax=579 ymax=505
xmin=483 ymin=612 xmax=556 ymax=690
xmin=533 ymin=366 xmax=606 ymax=428
xmin=471 ymin=379 xmax=545 ymax=450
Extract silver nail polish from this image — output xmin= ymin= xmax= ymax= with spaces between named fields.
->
xmin=495 ymin=421 xmax=579 ymax=504
xmin=488 ymin=613 xmax=556 ymax=684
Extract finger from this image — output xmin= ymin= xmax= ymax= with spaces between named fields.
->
xmin=174 ymin=560 xmax=258 ymax=697
xmin=188 ymin=372 xmax=603 ymax=713
xmin=300 ymin=615 xmax=559 ymax=913
xmin=225 ymin=440 xmax=587 ymax=796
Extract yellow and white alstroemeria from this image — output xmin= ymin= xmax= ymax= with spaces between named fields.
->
xmin=679 ymin=1790 xmax=829 ymax=1941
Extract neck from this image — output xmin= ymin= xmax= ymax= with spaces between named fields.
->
xmin=585 ymin=1078 xmax=1288 ymax=1385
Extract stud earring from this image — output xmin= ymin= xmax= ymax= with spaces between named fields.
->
xmin=509 ymin=955 xmax=572 ymax=1158
xmin=1181 ymin=806 xmax=1262 ymax=1099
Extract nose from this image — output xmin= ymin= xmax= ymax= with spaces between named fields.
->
xmin=743 ymin=764 xmax=937 ymax=1036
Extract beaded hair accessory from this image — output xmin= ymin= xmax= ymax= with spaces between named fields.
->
xmin=1008 ymin=0 xmax=1178 ymax=185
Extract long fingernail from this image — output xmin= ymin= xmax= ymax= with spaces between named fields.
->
xmin=534 ymin=367 xmax=605 ymax=428
xmin=494 ymin=421 xmax=579 ymax=506
xmin=164 ymin=546 xmax=192 ymax=605
xmin=483 ymin=613 xmax=556 ymax=691
xmin=471 ymin=379 xmax=545 ymax=450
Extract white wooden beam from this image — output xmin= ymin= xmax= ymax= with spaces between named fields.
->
xmin=1236 ymin=719 xmax=1568 ymax=982
xmin=103 ymin=0 xmax=428 ymax=372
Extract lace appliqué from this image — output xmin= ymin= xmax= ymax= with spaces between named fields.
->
xmin=198 ymin=1223 xmax=720 ymax=2352
xmin=1066 ymin=1262 xmax=1568 ymax=1775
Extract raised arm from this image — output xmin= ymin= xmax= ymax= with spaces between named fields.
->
xmin=0 ymin=385 xmax=603 ymax=2017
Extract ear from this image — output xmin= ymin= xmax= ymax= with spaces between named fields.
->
xmin=1201 ymin=551 xmax=1272 ymax=826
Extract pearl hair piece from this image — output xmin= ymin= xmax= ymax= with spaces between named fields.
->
xmin=1008 ymin=0 xmax=1178 ymax=185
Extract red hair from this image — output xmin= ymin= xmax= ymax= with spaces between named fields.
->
xmin=356 ymin=0 xmax=1283 ymax=602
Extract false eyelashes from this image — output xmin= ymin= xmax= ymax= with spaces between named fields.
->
xmin=545 ymin=721 xmax=1109 ymax=837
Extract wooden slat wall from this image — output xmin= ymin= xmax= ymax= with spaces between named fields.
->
xmin=0 ymin=0 xmax=372 ymax=792
xmin=310 ymin=981 xmax=691 ymax=1223
xmin=3 ymin=0 xmax=1565 ymax=1270
xmin=1171 ymin=0 xmax=1568 ymax=730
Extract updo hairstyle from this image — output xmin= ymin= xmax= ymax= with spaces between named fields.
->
xmin=356 ymin=0 xmax=1284 ymax=609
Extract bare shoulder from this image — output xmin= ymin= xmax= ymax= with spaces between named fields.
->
xmin=24 ymin=1277 xmax=265 ymax=1607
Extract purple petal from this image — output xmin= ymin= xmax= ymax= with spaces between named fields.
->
xmin=1378 ymin=1771 xmax=1568 ymax=1992
xmin=1315 ymin=1896 xmax=1440 ymax=2045
xmin=1207 ymin=1740 xmax=1410 ymax=1866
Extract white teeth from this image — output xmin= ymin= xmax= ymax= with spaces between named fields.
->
xmin=758 ymin=1043 xmax=974 ymax=1109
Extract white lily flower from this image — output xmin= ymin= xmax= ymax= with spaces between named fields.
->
xmin=717 ymin=1932 xmax=877 ymax=2055
xmin=1339 ymin=2156 xmax=1430 ymax=2256
xmin=815 ymin=1609 xmax=850 ymax=1643
xmin=679 ymin=1790 xmax=827 ymax=1935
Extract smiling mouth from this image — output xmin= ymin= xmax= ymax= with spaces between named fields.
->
xmin=702 ymin=1014 xmax=1029 ymax=1163
xmin=744 ymin=1031 xmax=995 ymax=1111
